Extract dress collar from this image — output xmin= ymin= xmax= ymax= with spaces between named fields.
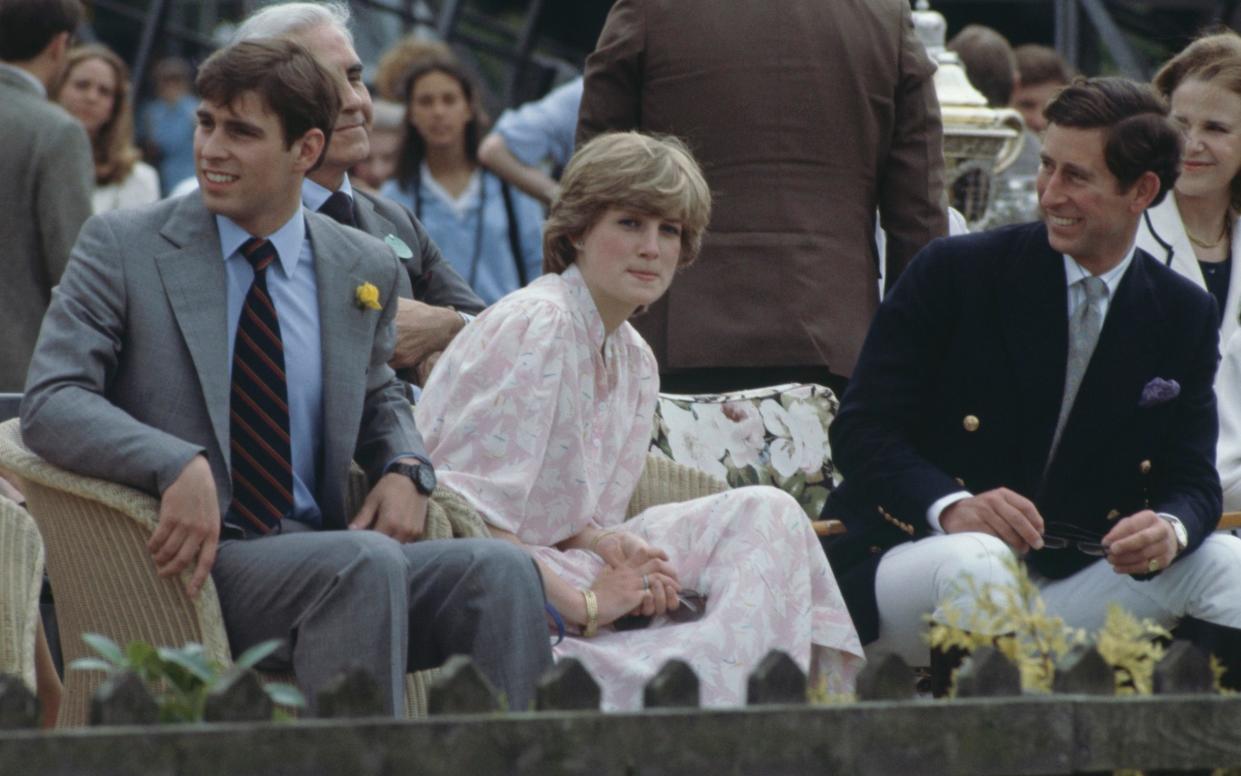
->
xmin=561 ymin=264 xmax=608 ymax=351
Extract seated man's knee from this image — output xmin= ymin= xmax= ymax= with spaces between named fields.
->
xmin=340 ymin=530 xmax=410 ymax=582
xmin=1180 ymin=533 xmax=1241 ymax=576
xmin=928 ymin=533 xmax=1018 ymax=621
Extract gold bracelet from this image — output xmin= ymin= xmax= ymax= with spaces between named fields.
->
xmin=588 ymin=530 xmax=619 ymax=554
xmin=581 ymin=589 xmax=599 ymax=638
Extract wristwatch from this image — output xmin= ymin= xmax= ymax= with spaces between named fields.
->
xmin=388 ymin=460 xmax=437 ymax=496
xmin=1160 ymin=514 xmax=1188 ymax=554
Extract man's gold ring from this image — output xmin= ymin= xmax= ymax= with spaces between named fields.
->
xmin=1148 ymin=558 xmax=1160 ymax=573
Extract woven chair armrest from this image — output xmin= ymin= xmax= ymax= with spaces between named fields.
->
xmin=626 ymin=453 xmax=729 ymax=520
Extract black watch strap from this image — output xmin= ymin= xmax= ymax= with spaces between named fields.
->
xmin=388 ymin=460 xmax=437 ymax=496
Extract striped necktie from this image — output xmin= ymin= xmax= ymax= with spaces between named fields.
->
xmin=227 ymin=237 xmax=293 ymax=535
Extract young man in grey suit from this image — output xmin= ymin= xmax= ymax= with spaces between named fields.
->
xmin=0 ymin=0 xmax=93 ymax=392
xmin=21 ymin=38 xmax=551 ymax=715
xmin=236 ymin=2 xmax=486 ymax=386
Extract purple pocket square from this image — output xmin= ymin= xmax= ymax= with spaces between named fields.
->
xmin=1139 ymin=378 xmax=1180 ymax=408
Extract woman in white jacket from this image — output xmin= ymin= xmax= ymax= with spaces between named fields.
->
xmin=1137 ymin=32 xmax=1241 ymax=511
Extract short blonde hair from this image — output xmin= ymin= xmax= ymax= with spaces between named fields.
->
xmin=543 ymin=132 xmax=711 ymax=274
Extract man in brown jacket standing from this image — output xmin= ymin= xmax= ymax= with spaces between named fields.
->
xmin=578 ymin=0 xmax=947 ymax=394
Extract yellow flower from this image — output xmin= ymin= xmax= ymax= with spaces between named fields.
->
xmin=354 ymin=282 xmax=381 ymax=311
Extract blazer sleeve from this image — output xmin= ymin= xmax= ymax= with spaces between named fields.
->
xmin=354 ymin=250 xmax=428 ymax=485
xmin=576 ymin=0 xmax=644 ymax=145
xmin=36 ymin=116 xmax=93 ymax=288
xmin=829 ymin=238 xmax=969 ymax=527
xmin=876 ymin=0 xmax=948 ymax=291
xmin=21 ymin=215 xmax=206 ymax=496
xmin=1154 ymin=295 xmax=1223 ymax=554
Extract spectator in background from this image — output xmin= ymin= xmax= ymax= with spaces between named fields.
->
xmin=138 ymin=57 xmax=197 ymax=194
xmin=478 ymin=76 xmax=583 ymax=206
xmin=578 ymin=0 xmax=946 ymax=396
xmin=948 ymin=25 xmax=1032 ymax=227
xmin=382 ymin=58 xmax=543 ymax=306
xmin=1008 ymin=45 xmax=1074 ymax=195
xmin=0 ymin=0 xmax=92 ymax=392
xmin=53 ymin=45 xmax=160 ymax=214
xmin=1012 ymin=44 xmax=1073 ymax=134
xmin=1139 ymin=32 xmax=1241 ymax=512
xmin=349 ymin=98 xmax=403 ymax=194
xmin=947 ymin=24 xmax=1016 ymax=109
xmin=372 ymin=34 xmax=453 ymax=102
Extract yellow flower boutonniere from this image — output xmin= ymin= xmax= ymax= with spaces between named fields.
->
xmin=355 ymin=282 xmax=381 ymax=311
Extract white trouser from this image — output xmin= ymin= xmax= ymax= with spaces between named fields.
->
xmin=867 ymin=531 xmax=1241 ymax=666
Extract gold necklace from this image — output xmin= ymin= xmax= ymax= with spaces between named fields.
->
xmin=1187 ymin=222 xmax=1229 ymax=249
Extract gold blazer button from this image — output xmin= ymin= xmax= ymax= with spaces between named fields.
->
xmin=1139 ymin=460 xmax=1152 ymax=475
xmin=1106 ymin=509 xmax=1121 ymax=521
xmin=963 ymin=415 xmax=980 ymax=432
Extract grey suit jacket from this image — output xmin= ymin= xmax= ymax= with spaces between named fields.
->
xmin=578 ymin=0 xmax=947 ymax=377
xmin=21 ymin=192 xmax=423 ymax=529
xmin=353 ymin=189 xmax=485 ymax=315
xmin=0 ymin=66 xmax=93 ymax=392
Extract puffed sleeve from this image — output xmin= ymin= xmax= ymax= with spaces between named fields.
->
xmin=415 ymin=295 xmax=596 ymax=545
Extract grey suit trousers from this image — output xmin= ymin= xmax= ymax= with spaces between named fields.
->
xmin=212 ymin=526 xmax=552 ymax=715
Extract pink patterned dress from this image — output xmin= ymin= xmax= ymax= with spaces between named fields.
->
xmin=416 ymin=266 xmax=864 ymax=709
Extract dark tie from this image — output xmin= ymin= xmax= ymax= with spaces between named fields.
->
xmin=228 ymin=237 xmax=293 ymax=535
xmin=319 ymin=190 xmax=356 ymax=227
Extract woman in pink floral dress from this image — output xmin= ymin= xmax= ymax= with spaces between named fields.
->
xmin=416 ymin=132 xmax=863 ymax=709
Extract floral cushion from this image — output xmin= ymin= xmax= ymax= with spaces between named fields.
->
xmin=649 ymin=383 xmax=840 ymax=519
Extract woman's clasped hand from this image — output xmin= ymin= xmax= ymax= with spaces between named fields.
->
xmin=590 ymin=533 xmax=681 ymax=621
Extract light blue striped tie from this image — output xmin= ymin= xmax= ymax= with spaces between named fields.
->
xmin=1047 ymin=275 xmax=1108 ymax=467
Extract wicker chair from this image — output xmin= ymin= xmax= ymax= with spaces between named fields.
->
xmin=0 ymin=493 xmax=44 ymax=693
xmin=0 ymin=418 xmax=725 ymax=725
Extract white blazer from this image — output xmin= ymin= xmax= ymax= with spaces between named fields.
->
xmin=1136 ymin=195 xmax=1241 ymax=351
xmin=1140 ymin=196 xmax=1241 ymax=511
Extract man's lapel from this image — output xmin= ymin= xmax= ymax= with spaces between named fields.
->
xmin=1046 ymin=250 xmax=1164 ymax=482
xmin=352 ymin=192 xmax=395 ymax=238
xmin=154 ymin=192 xmax=231 ymax=462
xmin=999 ymin=226 xmax=1070 ymax=492
xmin=308 ymin=212 xmax=376 ymax=508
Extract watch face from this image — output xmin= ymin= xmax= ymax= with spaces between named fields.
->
xmin=415 ymin=463 xmax=437 ymax=494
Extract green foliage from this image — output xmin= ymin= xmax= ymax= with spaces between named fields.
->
xmin=71 ymin=633 xmax=305 ymax=723
xmin=926 ymin=556 xmax=1179 ymax=696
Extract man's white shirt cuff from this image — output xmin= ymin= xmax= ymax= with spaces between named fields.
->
xmin=927 ymin=491 xmax=973 ymax=533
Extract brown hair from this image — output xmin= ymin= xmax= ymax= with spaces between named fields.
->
xmin=195 ymin=38 xmax=341 ymax=166
xmin=0 ymin=0 xmax=81 ymax=62
xmin=51 ymin=45 xmax=140 ymax=186
xmin=543 ymin=132 xmax=712 ymax=274
xmin=1153 ymin=31 xmax=1241 ymax=208
xmin=1044 ymin=77 xmax=1181 ymax=207
xmin=948 ymin=25 xmax=1016 ymax=108
xmin=393 ymin=57 xmax=488 ymax=190
xmin=1014 ymin=44 xmax=1073 ymax=88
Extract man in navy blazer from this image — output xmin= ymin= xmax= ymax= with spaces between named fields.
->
xmin=823 ymin=77 xmax=1241 ymax=690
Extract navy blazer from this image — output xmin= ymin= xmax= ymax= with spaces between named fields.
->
xmin=822 ymin=222 xmax=1222 ymax=643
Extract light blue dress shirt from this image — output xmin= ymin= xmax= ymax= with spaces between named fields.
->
xmin=218 ymin=211 xmax=325 ymax=528
xmin=301 ymin=175 xmax=353 ymax=215
xmin=494 ymin=76 xmax=583 ymax=170
xmin=380 ymin=168 xmax=543 ymax=306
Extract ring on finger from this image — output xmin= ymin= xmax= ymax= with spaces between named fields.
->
xmin=1148 ymin=557 xmax=1160 ymax=573
xmin=642 ymin=574 xmax=651 ymax=591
